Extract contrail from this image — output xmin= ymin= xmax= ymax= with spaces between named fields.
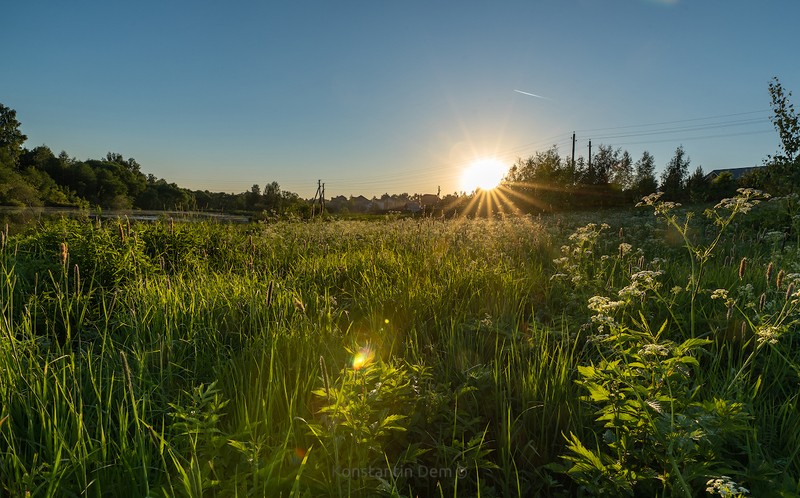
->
xmin=514 ymin=89 xmax=551 ymax=100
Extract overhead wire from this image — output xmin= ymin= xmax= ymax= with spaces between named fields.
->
xmin=193 ymin=108 xmax=776 ymax=197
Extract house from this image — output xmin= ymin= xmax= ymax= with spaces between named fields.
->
xmin=327 ymin=195 xmax=348 ymax=210
xmin=704 ymin=166 xmax=763 ymax=182
xmin=372 ymin=195 xmax=407 ymax=211
xmin=419 ymin=194 xmax=440 ymax=208
xmin=405 ymin=201 xmax=422 ymax=213
xmin=349 ymin=195 xmax=372 ymax=212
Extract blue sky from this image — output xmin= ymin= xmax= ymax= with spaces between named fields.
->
xmin=3 ymin=0 xmax=799 ymax=198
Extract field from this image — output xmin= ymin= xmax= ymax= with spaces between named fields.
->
xmin=1 ymin=191 xmax=799 ymax=497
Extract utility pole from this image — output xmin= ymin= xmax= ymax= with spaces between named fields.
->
xmin=588 ymin=140 xmax=592 ymax=170
xmin=312 ymin=180 xmax=324 ymax=218
xmin=571 ymin=132 xmax=576 ymax=169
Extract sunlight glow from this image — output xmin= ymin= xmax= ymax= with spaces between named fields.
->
xmin=352 ymin=345 xmax=375 ymax=371
xmin=460 ymin=158 xmax=508 ymax=193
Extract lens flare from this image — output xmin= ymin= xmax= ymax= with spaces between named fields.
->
xmin=352 ymin=345 xmax=375 ymax=371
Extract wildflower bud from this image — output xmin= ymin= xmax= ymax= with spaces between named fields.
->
xmin=293 ymin=296 xmax=306 ymax=313
xmin=726 ymin=303 xmax=733 ymax=320
xmin=759 ymin=292 xmax=766 ymax=311
xmin=619 ymin=227 xmax=624 ymax=239
xmin=786 ymin=283 xmax=795 ymax=301
xmin=59 ymin=242 xmax=69 ymax=266
xmin=638 ymin=255 xmax=645 ymax=269
xmin=776 ymin=269 xmax=785 ymax=289
xmin=766 ymin=262 xmax=774 ymax=282
xmin=741 ymin=322 xmax=747 ymax=338
xmin=738 ymin=257 xmax=747 ymax=280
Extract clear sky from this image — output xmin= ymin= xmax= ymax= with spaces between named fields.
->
xmin=3 ymin=0 xmax=799 ymax=198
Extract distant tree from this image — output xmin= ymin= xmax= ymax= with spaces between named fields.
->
xmin=611 ymin=150 xmax=634 ymax=191
xmin=660 ymin=146 xmax=690 ymax=201
xmin=591 ymin=144 xmax=618 ymax=186
xmin=632 ymin=151 xmax=658 ymax=200
xmin=505 ymin=146 xmax=566 ymax=211
xmin=0 ymin=103 xmax=27 ymax=168
xmin=246 ymin=184 xmax=262 ymax=210
xmin=709 ymin=171 xmax=737 ymax=201
xmin=686 ymin=166 xmax=709 ymax=203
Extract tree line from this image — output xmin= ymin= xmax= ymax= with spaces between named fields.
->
xmin=0 ymin=105 xmax=309 ymax=216
xmin=1 ymin=77 xmax=798 ymax=216
xmin=494 ymin=77 xmax=800 ymax=213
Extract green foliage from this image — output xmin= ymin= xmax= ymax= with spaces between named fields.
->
xmin=660 ymin=145 xmax=690 ymax=202
xmin=0 ymin=211 xmax=798 ymax=496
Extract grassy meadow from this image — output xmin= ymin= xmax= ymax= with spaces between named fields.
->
xmin=1 ymin=191 xmax=800 ymax=497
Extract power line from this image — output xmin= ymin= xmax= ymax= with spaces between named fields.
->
xmin=574 ymin=109 xmax=771 ymax=133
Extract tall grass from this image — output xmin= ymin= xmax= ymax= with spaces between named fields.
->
xmin=0 ymin=203 xmax=797 ymax=496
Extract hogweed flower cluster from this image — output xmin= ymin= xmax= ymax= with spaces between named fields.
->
xmin=636 ymin=191 xmax=682 ymax=215
xmin=706 ymin=475 xmax=750 ymax=497
xmin=618 ymin=270 xmax=663 ymax=300
xmin=714 ymin=188 xmax=770 ymax=215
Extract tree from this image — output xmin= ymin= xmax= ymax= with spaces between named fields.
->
xmin=590 ymin=144 xmax=618 ymax=186
xmin=610 ymin=150 xmax=634 ymax=191
xmin=660 ymin=146 xmax=690 ymax=201
xmin=504 ymin=147 xmax=567 ymax=211
xmin=0 ymin=103 xmax=27 ymax=167
xmin=632 ymin=151 xmax=658 ymax=200
xmin=686 ymin=166 xmax=709 ymax=203
xmin=752 ymin=77 xmax=800 ymax=195
xmin=769 ymin=77 xmax=800 ymax=162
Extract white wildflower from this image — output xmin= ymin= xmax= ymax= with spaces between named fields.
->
xmin=755 ymin=325 xmax=782 ymax=345
xmin=590 ymin=314 xmax=617 ymax=333
xmin=588 ymin=296 xmax=625 ymax=314
xmin=706 ymin=475 xmax=750 ymax=497
xmin=638 ymin=343 xmax=671 ymax=357
xmin=710 ymin=289 xmax=729 ymax=300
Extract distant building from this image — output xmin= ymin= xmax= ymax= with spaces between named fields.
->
xmin=405 ymin=201 xmax=422 ymax=213
xmin=349 ymin=195 xmax=372 ymax=212
xmin=372 ymin=196 xmax=407 ymax=211
xmin=704 ymin=166 xmax=763 ymax=182
xmin=327 ymin=195 xmax=348 ymax=210
xmin=419 ymin=194 xmax=440 ymax=208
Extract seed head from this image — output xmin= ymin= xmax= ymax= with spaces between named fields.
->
xmin=759 ymin=292 xmax=766 ymax=311
xmin=766 ymin=262 xmax=774 ymax=282
xmin=786 ymin=283 xmax=795 ymax=301
xmin=738 ymin=257 xmax=747 ymax=280
xmin=59 ymin=242 xmax=69 ymax=266
xmin=776 ymin=269 xmax=785 ymax=289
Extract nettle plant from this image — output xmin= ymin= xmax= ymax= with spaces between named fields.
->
xmin=563 ymin=319 xmax=751 ymax=496
xmin=303 ymin=346 xmax=425 ymax=494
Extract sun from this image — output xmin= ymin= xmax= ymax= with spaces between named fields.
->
xmin=460 ymin=158 xmax=508 ymax=192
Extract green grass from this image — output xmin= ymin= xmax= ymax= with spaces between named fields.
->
xmin=0 ymin=197 xmax=799 ymax=497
